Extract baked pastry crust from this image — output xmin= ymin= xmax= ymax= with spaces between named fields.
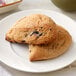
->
xmin=5 ymin=14 xmax=57 ymax=44
xmin=29 ymin=25 xmax=72 ymax=61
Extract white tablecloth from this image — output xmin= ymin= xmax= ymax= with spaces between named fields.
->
xmin=0 ymin=0 xmax=76 ymax=76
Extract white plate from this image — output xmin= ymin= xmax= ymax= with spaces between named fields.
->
xmin=0 ymin=9 xmax=76 ymax=73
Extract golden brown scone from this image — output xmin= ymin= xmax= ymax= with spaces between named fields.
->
xmin=5 ymin=14 xmax=57 ymax=44
xmin=29 ymin=25 xmax=72 ymax=61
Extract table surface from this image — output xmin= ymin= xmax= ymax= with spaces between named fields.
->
xmin=0 ymin=0 xmax=76 ymax=76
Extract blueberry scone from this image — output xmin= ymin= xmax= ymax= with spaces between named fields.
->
xmin=29 ymin=25 xmax=72 ymax=61
xmin=5 ymin=14 xmax=57 ymax=44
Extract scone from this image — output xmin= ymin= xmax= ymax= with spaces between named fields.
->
xmin=29 ymin=25 xmax=72 ymax=61
xmin=5 ymin=14 xmax=57 ymax=44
